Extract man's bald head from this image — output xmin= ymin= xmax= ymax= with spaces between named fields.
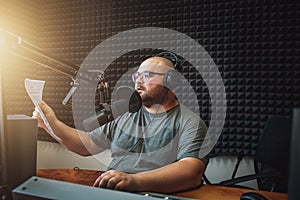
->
xmin=138 ymin=56 xmax=175 ymax=74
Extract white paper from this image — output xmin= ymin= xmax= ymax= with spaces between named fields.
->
xmin=25 ymin=78 xmax=61 ymax=142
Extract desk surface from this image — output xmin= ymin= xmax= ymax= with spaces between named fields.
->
xmin=37 ymin=169 xmax=288 ymax=200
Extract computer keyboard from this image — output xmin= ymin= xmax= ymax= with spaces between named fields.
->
xmin=13 ymin=177 xmax=193 ymax=200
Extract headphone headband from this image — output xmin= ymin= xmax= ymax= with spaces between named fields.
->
xmin=153 ymin=51 xmax=181 ymax=70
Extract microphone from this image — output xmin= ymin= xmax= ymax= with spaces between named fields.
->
xmin=82 ymin=86 xmax=141 ymax=131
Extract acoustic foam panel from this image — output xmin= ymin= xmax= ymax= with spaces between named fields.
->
xmin=1 ymin=0 xmax=299 ymax=156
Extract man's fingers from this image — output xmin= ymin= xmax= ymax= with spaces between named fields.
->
xmin=93 ymin=176 xmax=101 ymax=187
xmin=34 ymin=106 xmax=40 ymax=113
xmin=32 ymin=110 xmax=41 ymax=120
xmin=106 ymin=176 xmax=119 ymax=189
xmin=32 ymin=111 xmax=38 ymax=118
xmin=93 ymin=170 xmax=132 ymax=191
xmin=93 ymin=171 xmax=121 ymax=189
xmin=93 ymin=172 xmax=111 ymax=188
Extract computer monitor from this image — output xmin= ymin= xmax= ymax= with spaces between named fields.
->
xmin=288 ymin=108 xmax=300 ymax=200
xmin=0 ymin=115 xmax=38 ymax=189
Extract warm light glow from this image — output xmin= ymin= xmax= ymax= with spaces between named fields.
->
xmin=0 ymin=30 xmax=5 ymax=65
xmin=0 ymin=28 xmax=24 ymax=66
xmin=0 ymin=1 xmax=55 ymax=72
xmin=0 ymin=29 xmax=5 ymax=44
xmin=0 ymin=29 xmax=8 ymax=65
xmin=0 ymin=38 xmax=4 ymax=52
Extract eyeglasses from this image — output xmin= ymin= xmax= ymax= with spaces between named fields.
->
xmin=132 ymin=71 xmax=165 ymax=83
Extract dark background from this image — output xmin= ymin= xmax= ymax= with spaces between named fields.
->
xmin=0 ymin=0 xmax=299 ymax=157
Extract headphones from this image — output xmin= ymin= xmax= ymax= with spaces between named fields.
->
xmin=153 ymin=51 xmax=182 ymax=90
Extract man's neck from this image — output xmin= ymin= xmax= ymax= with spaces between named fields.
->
xmin=144 ymin=97 xmax=179 ymax=114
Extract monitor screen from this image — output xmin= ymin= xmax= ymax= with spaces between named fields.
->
xmin=0 ymin=115 xmax=38 ymax=189
xmin=288 ymin=108 xmax=300 ymax=200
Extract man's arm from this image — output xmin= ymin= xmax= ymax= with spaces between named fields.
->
xmin=93 ymin=157 xmax=206 ymax=193
xmin=33 ymin=101 xmax=103 ymax=156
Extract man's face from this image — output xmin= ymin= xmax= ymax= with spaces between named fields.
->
xmin=133 ymin=57 xmax=174 ymax=107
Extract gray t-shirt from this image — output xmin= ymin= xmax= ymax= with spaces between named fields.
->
xmin=89 ymin=104 xmax=208 ymax=173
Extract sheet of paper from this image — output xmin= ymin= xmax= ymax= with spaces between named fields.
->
xmin=25 ymin=78 xmax=61 ymax=142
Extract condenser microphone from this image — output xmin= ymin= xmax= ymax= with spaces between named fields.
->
xmin=83 ymin=86 xmax=141 ymax=131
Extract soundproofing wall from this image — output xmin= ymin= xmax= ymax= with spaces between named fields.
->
xmin=1 ymin=0 xmax=299 ymax=157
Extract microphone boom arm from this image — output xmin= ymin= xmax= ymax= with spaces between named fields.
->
xmin=1 ymin=29 xmax=100 ymax=105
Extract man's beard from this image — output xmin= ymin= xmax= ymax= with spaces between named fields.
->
xmin=141 ymin=86 xmax=168 ymax=108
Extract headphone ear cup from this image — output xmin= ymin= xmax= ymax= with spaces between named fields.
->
xmin=163 ymin=70 xmax=181 ymax=90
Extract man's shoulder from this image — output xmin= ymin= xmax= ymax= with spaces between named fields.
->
xmin=178 ymin=104 xmax=207 ymax=126
xmin=178 ymin=104 xmax=200 ymax=117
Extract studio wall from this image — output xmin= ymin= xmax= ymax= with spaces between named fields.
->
xmin=1 ymin=0 xmax=299 ymax=158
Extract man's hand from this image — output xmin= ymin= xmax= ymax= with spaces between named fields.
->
xmin=32 ymin=101 xmax=57 ymax=130
xmin=93 ymin=170 xmax=139 ymax=191
xmin=93 ymin=158 xmax=205 ymax=193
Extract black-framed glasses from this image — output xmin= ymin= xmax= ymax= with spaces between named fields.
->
xmin=132 ymin=71 xmax=165 ymax=83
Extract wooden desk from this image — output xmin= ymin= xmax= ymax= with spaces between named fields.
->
xmin=37 ymin=169 xmax=288 ymax=200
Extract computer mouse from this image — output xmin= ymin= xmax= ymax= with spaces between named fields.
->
xmin=240 ymin=192 xmax=267 ymax=200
